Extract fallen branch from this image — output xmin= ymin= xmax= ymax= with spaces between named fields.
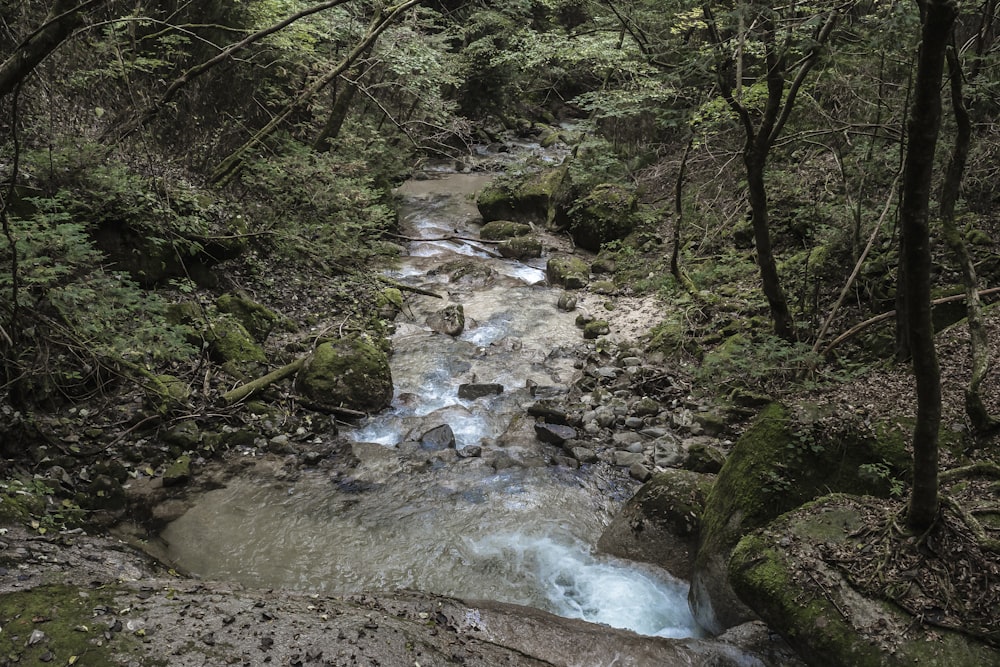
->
xmin=823 ymin=286 xmax=1000 ymax=356
xmin=940 ymin=462 xmax=1000 ymax=484
xmin=221 ymin=357 xmax=305 ymax=406
xmin=378 ymin=276 xmax=443 ymax=299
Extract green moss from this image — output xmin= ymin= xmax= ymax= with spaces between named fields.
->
xmin=0 ymin=585 xmax=132 ymax=667
xmin=568 ymin=183 xmax=638 ymax=252
xmin=583 ymin=320 xmax=610 ymax=339
xmin=498 ymin=236 xmax=543 ymax=259
xmin=295 ymin=337 xmax=393 ymax=412
xmin=216 ymin=293 xmax=279 ymax=342
xmin=546 ymin=255 xmax=590 ymax=288
xmin=632 ymin=470 xmax=714 ymax=537
xmin=480 ymin=220 xmax=531 ymax=240
xmin=205 ymin=315 xmax=267 ymax=366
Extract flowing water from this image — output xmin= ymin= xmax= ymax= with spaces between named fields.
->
xmin=161 ymin=158 xmax=702 ymax=639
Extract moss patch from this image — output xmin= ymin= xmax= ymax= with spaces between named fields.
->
xmin=216 ymin=292 xmax=279 ymax=342
xmin=295 ymin=337 xmax=393 ymax=412
xmin=0 ymin=585 xmax=134 ymax=667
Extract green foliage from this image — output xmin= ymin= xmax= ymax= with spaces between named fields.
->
xmin=237 ymin=139 xmax=397 ymax=268
xmin=696 ymin=332 xmax=822 ymax=396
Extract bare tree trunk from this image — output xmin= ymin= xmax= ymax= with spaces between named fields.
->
xmin=0 ymin=0 xmax=108 ymax=98
xmin=940 ymin=46 xmax=996 ymax=433
xmin=901 ymin=0 xmax=956 ymax=532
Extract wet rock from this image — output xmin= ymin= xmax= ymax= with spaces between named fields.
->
xmin=457 ymin=445 xmax=482 ymax=458
xmin=598 ymin=469 xmax=714 ymax=579
xmin=556 ymin=292 xmax=577 ymax=312
xmin=427 ymin=304 xmax=465 ymax=337
xmin=498 ymin=237 xmax=543 ymax=260
xmin=653 ymin=434 xmax=686 ymax=468
xmin=533 ymin=422 xmax=576 ymax=445
xmin=82 ymin=474 xmax=127 ymax=510
xmin=629 ymin=463 xmax=652 ymax=482
xmin=420 ymin=425 xmax=456 ymax=451
xmin=458 ymin=383 xmax=504 ymax=400
xmin=623 ymin=416 xmax=644 ymax=429
xmin=632 ymin=396 xmax=661 ymax=417
xmin=571 ymin=447 xmax=598 ymax=464
xmin=612 ymin=431 xmax=643 ymax=448
xmin=479 ymin=220 xmax=532 ymax=240
xmin=526 ymin=402 xmax=568 ymax=425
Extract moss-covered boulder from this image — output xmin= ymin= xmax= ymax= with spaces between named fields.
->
xmin=730 ymin=495 xmax=1000 ymax=666
xmin=295 ymin=337 xmax=393 ymax=412
xmin=477 ymin=168 xmax=568 ymax=226
xmin=216 ymin=292 xmax=279 ymax=342
xmin=205 ymin=315 xmax=267 ymax=366
xmin=480 ymin=220 xmax=532 ymax=240
xmin=598 ymin=469 xmax=714 ymax=579
xmin=567 ymin=183 xmax=639 ymax=252
xmin=546 ymin=255 xmax=590 ymax=289
xmin=498 ymin=236 xmax=543 ymax=260
xmin=583 ymin=320 xmax=610 ymax=339
xmin=145 ymin=374 xmax=190 ymax=415
xmin=690 ymin=403 xmax=910 ymax=634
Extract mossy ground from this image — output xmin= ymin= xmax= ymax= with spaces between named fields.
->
xmin=0 ymin=585 xmax=153 ymax=667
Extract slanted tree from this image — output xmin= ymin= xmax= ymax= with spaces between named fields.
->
xmin=899 ymin=0 xmax=957 ymax=531
xmin=702 ymin=2 xmax=843 ymax=341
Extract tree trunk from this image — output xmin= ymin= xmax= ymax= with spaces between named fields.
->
xmin=940 ymin=47 xmax=996 ymax=433
xmin=901 ymin=0 xmax=957 ymax=532
xmin=745 ymin=151 xmax=795 ymax=340
xmin=0 ymin=0 xmax=108 ymax=98
xmin=313 ymin=73 xmax=362 ymax=152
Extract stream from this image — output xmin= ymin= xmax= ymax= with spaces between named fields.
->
xmin=161 ymin=153 xmax=702 ymax=640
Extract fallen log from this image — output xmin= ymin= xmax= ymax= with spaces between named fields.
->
xmin=221 ymin=357 xmax=305 ymax=406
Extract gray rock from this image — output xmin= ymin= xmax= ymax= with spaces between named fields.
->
xmin=420 ymin=424 xmax=456 ymax=451
xmin=427 ymin=304 xmax=465 ymax=336
xmin=632 ymin=396 xmax=661 ymax=417
xmin=623 ymin=416 xmax=645 ymax=429
xmin=571 ymin=447 xmax=599 ymax=464
xmin=556 ymin=292 xmax=578 ymax=311
xmin=534 ymin=422 xmax=577 ymax=445
xmin=629 ymin=463 xmax=652 ymax=482
xmin=653 ymin=434 xmax=686 ymax=468
xmin=458 ymin=383 xmax=504 ymax=400
xmin=612 ymin=431 xmax=643 ymax=448
xmin=612 ymin=451 xmax=645 ymax=467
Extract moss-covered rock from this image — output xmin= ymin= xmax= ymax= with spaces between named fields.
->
xmin=498 ymin=236 xmax=543 ymax=260
xmin=598 ymin=469 xmax=714 ymax=579
xmin=480 ymin=220 xmax=532 ymax=240
xmin=546 ymin=255 xmax=590 ymax=288
xmin=296 ymin=337 xmax=393 ymax=412
xmin=205 ymin=315 xmax=267 ymax=367
xmin=583 ymin=320 xmax=610 ymax=339
xmin=216 ymin=292 xmax=279 ymax=342
xmin=730 ymin=495 xmax=1000 ymax=666
xmin=690 ymin=403 xmax=910 ymax=634
xmin=567 ymin=183 xmax=638 ymax=252
xmin=476 ymin=168 xmax=568 ymax=226
xmin=163 ymin=454 xmax=192 ymax=487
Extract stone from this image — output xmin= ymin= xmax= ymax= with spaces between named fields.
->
xmin=527 ymin=401 xmax=569 ymax=425
xmin=571 ymin=447 xmax=599 ymax=464
xmin=216 ymin=292 xmax=279 ymax=342
xmin=623 ymin=416 xmax=644 ymax=429
xmin=420 ymin=425 xmax=456 ymax=451
xmin=476 ymin=167 xmax=568 ymax=225
xmin=632 ymin=396 xmax=660 ymax=417
xmin=583 ymin=320 xmax=610 ymax=339
xmin=458 ymin=383 xmax=504 ymax=400
xmin=567 ymin=183 xmax=639 ymax=252
xmin=83 ymin=474 xmax=127 ymax=510
xmin=534 ymin=422 xmax=577 ymax=445
xmin=498 ymin=236 xmax=543 ymax=260
xmin=546 ymin=255 xmax=590 ymax=289
xmin=598 ymin=469 xmax=714 ymax=579
xmin=612 ymin=451 xmax=645 ymax=467
xmin=479 ymin=220 xmax=532 ymax=240
xmin=205 ymin=315 xmax=267 ymax=366
xmin=684 ymin=442 xmax=726 ymax=474
xmin=162 ymin=420 xmax=201 ymax=449
xmin=653 ymin=434 xmax=685 ymax=468
xmin=295 ymin=337 xmax=393 ymax=412
xmin=629 ymin=463 xmax=652 ymax=482
xmin=162 ymin=455 xmax=192 ymax=488
xmin=427 ymin=304 xmax=465 ymax=336
xmin=556 ymin=292 xmax=577 ymax=311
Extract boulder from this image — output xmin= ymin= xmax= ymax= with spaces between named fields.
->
xmin=162 ymin=455 xmax=192 ymax=488
xmin=476 ymin=168 xmax=568 ymax=226
xmin=216 ymin=292 xmax=279 ymax=342
xmin=567 ymin=183 xmax=639 ymax=252
xmin=533 ymin=422 xmax=577 ymax=445
xmin=295 ymin=337 xmax=393 ymax=412
xmin=690 ymin=403 xmax=910 ymax=634
xmin=556 ymin=292 xmax=577 ymax=312
xmin=730 ymin=495 xmax=1000 ymax=666
xmin=205 ymin=315 xmax=267 ymax=367
xmin=545 ymin=255 xmax=590 ymax=289
xmin=427 ymin=304 xmax=465 ymax=336
xmin=479 ymin=220 xmax=532 ymax=240
xmin=498 ymin=236 xmax=543 ymax=260
xmin=583 ymin=320 xmax=610 ymax=339
xmin=598 ymin=469 xmax=714 ymax=579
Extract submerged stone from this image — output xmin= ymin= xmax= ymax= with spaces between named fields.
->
xmin=427 ymin=304 xmax=465 ymax=336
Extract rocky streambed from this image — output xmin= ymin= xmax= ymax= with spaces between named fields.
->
xmin=1 ymin=150 xmax=803 ymax=666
